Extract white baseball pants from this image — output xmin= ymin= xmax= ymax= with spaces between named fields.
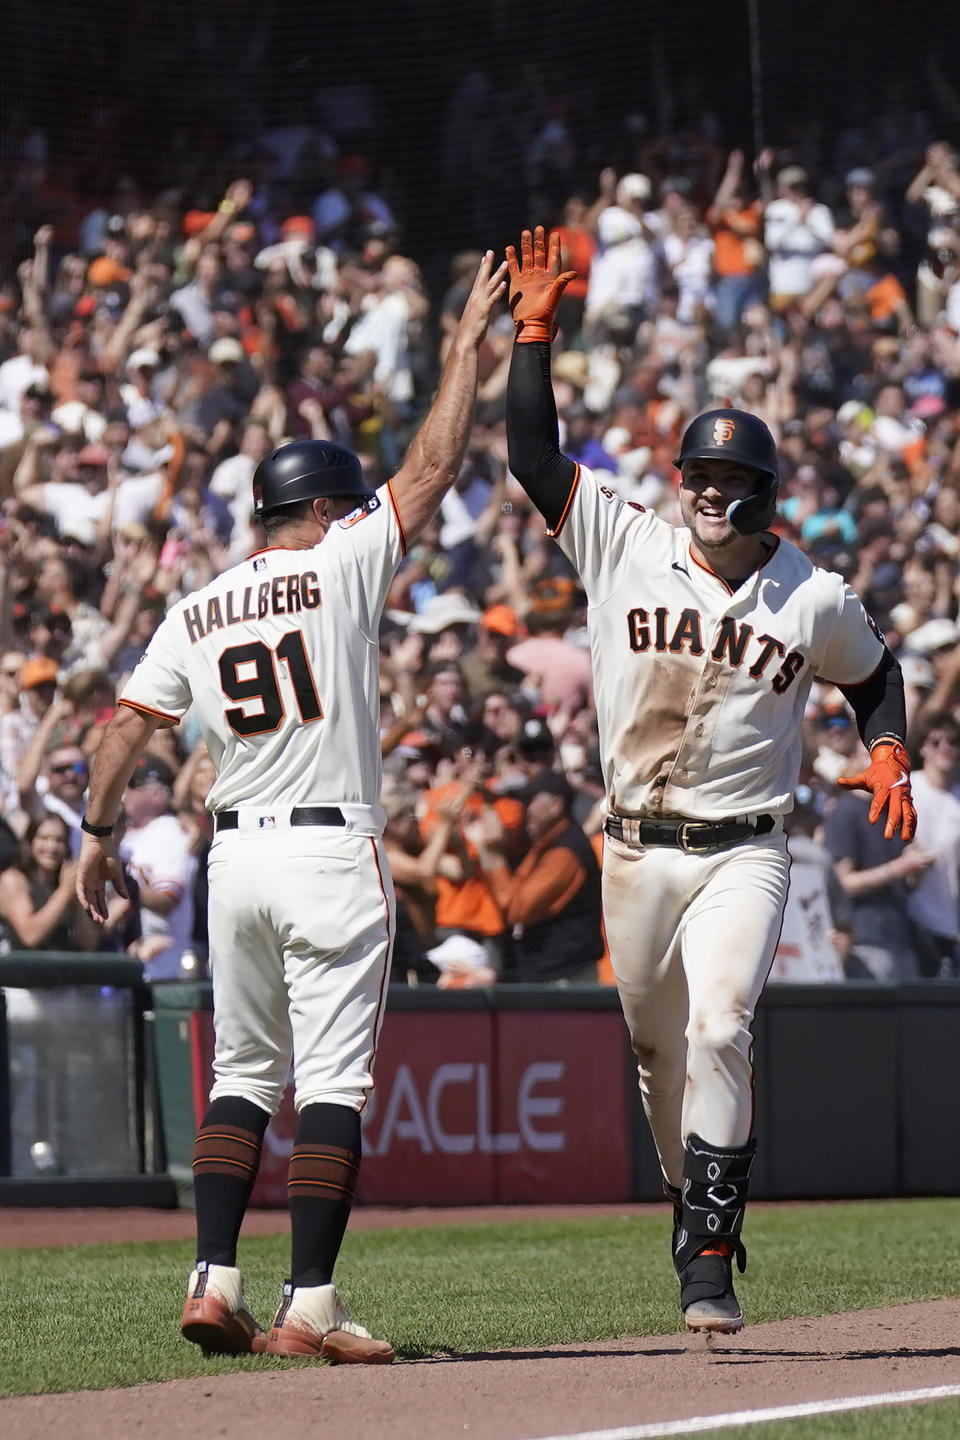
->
xmin=602 ymin=829 xmax=790 ymax=1188
xmin=205 ymin=824 xmax=394 ymax=1115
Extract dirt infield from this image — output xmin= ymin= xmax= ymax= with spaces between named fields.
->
xmin=3 ymin=1299 xmax=960 ymax=1440
xmin=3 ymin=1208 xmax=960 ymax=1439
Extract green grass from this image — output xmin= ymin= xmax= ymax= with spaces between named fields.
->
xmin=1 ymin=1199 xmax=959 ymax=1399
xmin=715 ymin=1397 xmax=960 ymax=1439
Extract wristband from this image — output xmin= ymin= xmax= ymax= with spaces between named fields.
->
xmin=514 ymin=318 xmax=556 ymax=344
xmin=81 ymin=816 xmax=115 ymax=838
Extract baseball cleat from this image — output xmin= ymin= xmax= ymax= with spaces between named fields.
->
xmin=265 ymin=1281 xmax=395 ymax=1363
xmin=679 ymin=1244 xmax=744 ymax=1335
xmin=683 ymin=1295 xmax=744 ymax=1334
xmin=181 ymin=1261 xmax=267 ymax=1355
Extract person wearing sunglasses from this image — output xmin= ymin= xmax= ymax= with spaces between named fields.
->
xmin=21 ymin=744 xmax=89 ymax=857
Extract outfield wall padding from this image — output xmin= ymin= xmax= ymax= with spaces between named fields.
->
xmin=2 ymin=964 xmax=957 ymax=1204
xmin=149 ymin=981 xmax=960 ymax=1208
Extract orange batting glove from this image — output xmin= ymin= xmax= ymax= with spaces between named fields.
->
xmin=505 ymin=226 xmax=577 ymax=343
xmin=836 ymin=739 xmax=917 ymax=841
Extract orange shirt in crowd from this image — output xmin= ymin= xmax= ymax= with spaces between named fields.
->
xmin=707 ymin=202 xmax=764 ymax=278
xmin=484 ymin=818 xmax=590 ymax=929
xmin=866 ymin=273 xmax=907 ymax=324
xmin=590 ymin=831 xmax=614 ymax=985
xmin=420 ymin=784 xmax=525 ymax=937
xmin=557 ymin=225 xmax=596 ymax=302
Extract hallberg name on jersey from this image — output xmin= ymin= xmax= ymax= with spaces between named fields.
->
xmin=626 ymin=607 xmax=805 ymax=694
xmin=182 ymin=571 xmax=321 ymax=644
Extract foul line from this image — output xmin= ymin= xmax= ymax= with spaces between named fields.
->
xmin=525 ymin=1382 xmax=960 ymax=1440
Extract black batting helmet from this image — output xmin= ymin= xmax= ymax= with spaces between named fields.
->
xmin=252 ymin=439 xmax=375 ymax=516
xmin=674 ymin=408 xmax=780 ymax=535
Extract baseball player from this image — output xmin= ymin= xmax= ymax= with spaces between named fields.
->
xmin=504 ymin=228 xmax=915 ymax=1334
xmin=77 ymin=252 xmax=507 ymax=1364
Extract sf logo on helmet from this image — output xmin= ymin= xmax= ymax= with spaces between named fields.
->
xmin=713 ymin=418 xmax=737 ymax=446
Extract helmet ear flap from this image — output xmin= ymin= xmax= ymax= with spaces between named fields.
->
xmin=726 ymin=476 xmax=778 ymax=535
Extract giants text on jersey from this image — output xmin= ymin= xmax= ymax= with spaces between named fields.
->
xmin=552 ymin=466 xmax=883 ymax=820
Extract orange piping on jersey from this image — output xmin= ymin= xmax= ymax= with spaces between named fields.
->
xmin=546 ymin=463 xmax=581 ymax=539
xmin=117 ymin=697 xmax=180 ymax=727
xmin=689 ymin=535 xmax=779 ymax=595
xmin=358 ymin=837 xmax=394 ymax=1115
xmin=387 ymin=478 xmax=407 ymax=556
xmin=689 ymin=548 xmax=734 ymax=595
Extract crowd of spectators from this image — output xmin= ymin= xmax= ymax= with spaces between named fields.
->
xmin=5 ymin=101 xmax=960 ymax=987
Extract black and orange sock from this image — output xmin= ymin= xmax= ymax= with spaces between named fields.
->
xmin=193 ymin=1096 xmax=270 ymax=1267
xmin=288 ymin=1102 xmax=361 ymax=1289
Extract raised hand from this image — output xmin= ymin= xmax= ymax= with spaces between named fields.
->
xmin=505 ymin=227 xmax=577 ymax=343
xmin=454 ymin=250 xmax=509 ymax=350
xmin=223 ymin=178 xmax=253 ymax=212
xmin=597 ymin=167 xmax=618 ymax=199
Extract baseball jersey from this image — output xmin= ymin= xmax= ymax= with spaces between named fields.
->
xmin=120 ymin=813 xmax=197 ymax=978
xmin=120 ymin=488 xmax=404 ymax=816
xmin=553 ymin=465 xmax=884 ymax=820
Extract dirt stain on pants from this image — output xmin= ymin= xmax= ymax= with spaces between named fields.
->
xmin=602 ymin=829 xmax=790 ymax=1187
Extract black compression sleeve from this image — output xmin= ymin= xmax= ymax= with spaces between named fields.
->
xmin=837 ymin=649 xmax=906 ymax=748
xmin=506 ymin=340 xmax=578 ymax=531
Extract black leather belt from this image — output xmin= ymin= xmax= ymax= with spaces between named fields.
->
xmin=215 ymin=806 xmax=346 ymax=833
xmin=604 ymin=813 xmax=775 ymax=853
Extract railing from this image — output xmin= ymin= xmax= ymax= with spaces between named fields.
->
xmin=0 ymin=953 xmax=173 ymax=1205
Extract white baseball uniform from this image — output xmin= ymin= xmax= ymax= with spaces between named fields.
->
xmin=554 ymin=465 xmax=884 ymax=1184
xmin=120 ymin=813 xmax=197 ymax=980
xmin=120 ymin=488 xmax=404 ymax=1114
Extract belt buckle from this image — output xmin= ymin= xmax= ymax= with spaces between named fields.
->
xmin=678 ymin=821 xmax=714 ymax=854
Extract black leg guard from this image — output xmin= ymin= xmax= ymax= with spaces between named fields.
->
xmin=664 ymin=1181 xmax=682 ymax=1253
xmin=672 ymin=1133 xmax=756 ymax=1332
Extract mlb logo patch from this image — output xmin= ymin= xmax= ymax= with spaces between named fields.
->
xmin=253 ymin=556 xmax=268 ymax=572
xmin=258 ymin=815 xmax=277 ymax=829
xmin=339 ymin=494 xmax=381 ymax=529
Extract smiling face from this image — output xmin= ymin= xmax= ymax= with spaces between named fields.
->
xmin=31 ymin=816 xmax=70 ymax=878
xmin=679 ymin=458 xmax=766 ymax=552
